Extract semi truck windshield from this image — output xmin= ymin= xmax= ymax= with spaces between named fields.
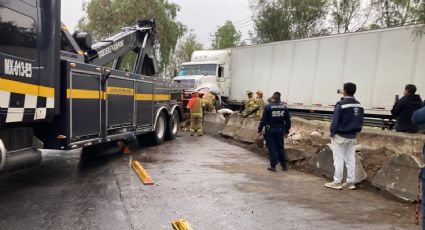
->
xmin=178 ymin=64 xmax=217 ymax=76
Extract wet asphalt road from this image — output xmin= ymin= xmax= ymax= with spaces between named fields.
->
xmin=0 ymin=133 xmax=421 ymax=230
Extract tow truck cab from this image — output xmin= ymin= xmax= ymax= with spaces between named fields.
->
xmin=0 ymin=0 xmax=60 ymax=172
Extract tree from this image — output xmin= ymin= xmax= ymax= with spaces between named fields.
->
xmin=250 ymin=0 xmax=328 ymax=43
xmin=78 ymin=0 xmax=185 ymax=72
xmin=372 ymin=0 xmax=421 ymax=28
xmin=212 ymin=21 xmax=242 ymax=49
xmin=330 ymin=0 xmax=373 ymax=34
xmin=167 ymin=31 xmax=203 ymax=78
xmin=414 ymin=1 xmax=425 ymax=37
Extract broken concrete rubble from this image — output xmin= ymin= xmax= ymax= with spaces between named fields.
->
xmin=357 ymin=146 xmax=396 ymax=182
xmin=285 ymin=138 xmax=319 ymax=162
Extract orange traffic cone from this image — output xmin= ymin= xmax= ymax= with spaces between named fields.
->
xmin=122 ymin=146 xmax=131 ymax=155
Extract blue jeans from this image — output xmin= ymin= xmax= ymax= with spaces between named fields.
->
xmin=265 ymin=131 xmax=286 ymax=168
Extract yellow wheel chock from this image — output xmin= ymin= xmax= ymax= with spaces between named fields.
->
xmin=172 ymin=219 xmax=193 ymax=230
xmin=131 ymin=160 xmax=154 ymax=185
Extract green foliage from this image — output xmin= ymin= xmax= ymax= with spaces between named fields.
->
xmin=78 ymin=0 xmax=185 ymax=71
xmin=330 ymin=0 xmax=372 ymax=34
xmin=416 ymin=0 xmax=425 ymax=37
xmin=251 ymin=0 xmax=327 ymax=43
xmin=372 ymin=0 xmax=421 ymax=27
xmin=212 ymin=21 xmax=242 ymax=49
xmin=167 ymin=31 xmax=203 ymax=77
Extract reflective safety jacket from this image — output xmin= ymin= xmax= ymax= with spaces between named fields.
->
xmin=255 ymin=97 xmax=265 ymax=116
xmin=245 ymin=97 xmax=256 ymax=112
xmin=202 ymin=92 xmax=215 ymax=104
xmin=188 ymin=97 xmax=203 ymax=117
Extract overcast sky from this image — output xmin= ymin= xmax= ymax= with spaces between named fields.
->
xmin=61 ymin=0 xmax=254 ymax=46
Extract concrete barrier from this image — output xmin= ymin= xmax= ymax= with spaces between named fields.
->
xmin=357 ymin=131 xmax=425 ymax=158
xmin=203 ymin=112 xmax=226 ymax=134
xmin=307 ymin=146 xmax=368 ymax=183
xmin=220 ymin=113 xmax=243 ymax=138
xmin=372 ymin=154 xmax=421 ymax=201
xmin=234 ymin=118 xmax=260 ymax=144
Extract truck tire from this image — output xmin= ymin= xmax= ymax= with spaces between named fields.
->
xmin=165 ymin=110 xmax=179 ymax=140
xmin=153 ymin=111 xmax=167 ymax=145
xmin=137 ymin=111 xmax=167 ymax=146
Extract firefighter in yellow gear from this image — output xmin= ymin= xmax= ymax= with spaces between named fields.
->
xmin=202 ymin=91 xmax=216 ymax=112
xmin=187 ymin=92 xmax=204 ymax=136
xmin=255 ymin=90 xmax=265 ymax=117
xmin=244 ymin=91 xmax=257 ymax=115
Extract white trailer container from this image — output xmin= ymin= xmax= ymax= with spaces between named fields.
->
xmin=229 ymin=26 xmax=425 ymax=116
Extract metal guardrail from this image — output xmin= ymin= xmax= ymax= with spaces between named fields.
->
xmin=223 ymin=102 xmax=395 ymax=129
xmin=291 ymin=111 xmax=395 ymax=129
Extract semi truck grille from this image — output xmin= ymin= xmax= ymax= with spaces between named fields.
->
xmin=175 ymin=79 xmax=195 ymax=89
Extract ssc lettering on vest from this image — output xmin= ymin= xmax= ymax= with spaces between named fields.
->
xmin=272 ymin=110 xmax=285 ymax=117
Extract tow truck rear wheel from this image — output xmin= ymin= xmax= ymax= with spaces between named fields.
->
xmin=138 ymin=111 xmax=166 ymax=146
xmin=153 ymin=111 xmax=166 ymax=145
xmin=165 ymin=110 xmax=179 ymax=140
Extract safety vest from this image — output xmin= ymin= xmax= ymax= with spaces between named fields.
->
xmin=188 ymin=97 xmax=203 ymax=117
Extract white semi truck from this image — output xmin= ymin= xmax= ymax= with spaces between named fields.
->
xmin=174 ymin=25 xmax=425 ymax=119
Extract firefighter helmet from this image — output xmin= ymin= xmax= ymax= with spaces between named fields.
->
xmin=256 ymin=90 xmax=264 ymax=97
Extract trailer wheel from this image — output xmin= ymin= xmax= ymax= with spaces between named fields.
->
xmin=166 ymin=110 xmax=179 ymax=140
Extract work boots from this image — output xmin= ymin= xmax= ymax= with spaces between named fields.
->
xmin=267 ymin=167 xmax=277 ymax=172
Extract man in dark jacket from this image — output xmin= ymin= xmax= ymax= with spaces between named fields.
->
xmin=391 ymin=84 xmax=423 ymax=133
xmin=325 ymin=83 xmax=364 ymax=190
xmin=412 ymin=106 xmax=425 ymax=229
xmin=258 ymin=92 xmax=291 ymax=172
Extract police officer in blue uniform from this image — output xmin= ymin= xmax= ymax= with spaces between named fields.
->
xmin=258 ymin=92 xmax=291 ymax=172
